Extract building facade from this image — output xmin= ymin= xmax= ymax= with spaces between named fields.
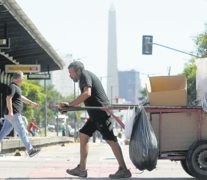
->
xmin=49 ymin=53 xmax=74 ymax=97
xmin=118 ymin=70 xmax=142 ymax=104
xmin=107 ymin=3 xmax=119 ymax=104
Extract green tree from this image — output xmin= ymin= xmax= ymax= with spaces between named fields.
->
xmin=138 ymin=87 xmax=147 ymax=104
xmin=193 ymin=23 xmax=207 ymax=58
xmin=20 ymin=79 xmax=45 ymax=123
xmin=179 ymin=58 xmax=197 ymax=104
xmin=179 ymin=23 xmax=207 ymax=104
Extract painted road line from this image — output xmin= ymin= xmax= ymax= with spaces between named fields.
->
xmin=0 ymin=156 xmax=23 ymax=161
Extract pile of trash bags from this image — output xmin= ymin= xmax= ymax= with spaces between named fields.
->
xmin=129 ymin=106 xmax=158 ymax=171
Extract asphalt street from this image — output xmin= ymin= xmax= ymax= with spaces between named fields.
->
xmin=0 ymin=141 xmax=197 ymax=180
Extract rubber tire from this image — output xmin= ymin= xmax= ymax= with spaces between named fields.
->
xmin=181 ymin=139 xmax=204 ymax=177
xmin=186 ymin=139 xmax=207 ymax=179
xmin=180 ymin=160 xmax=193 ymax=177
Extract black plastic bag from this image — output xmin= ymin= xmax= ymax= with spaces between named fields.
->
xmin=129 ymin=106 xmax=158 ymax=171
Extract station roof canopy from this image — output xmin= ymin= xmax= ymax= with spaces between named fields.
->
xmin=0 ymin=0 xmax=65 ymax=73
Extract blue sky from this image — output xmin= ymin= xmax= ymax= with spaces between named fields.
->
xmin=16 ymin=0 xmax=207 ymax=89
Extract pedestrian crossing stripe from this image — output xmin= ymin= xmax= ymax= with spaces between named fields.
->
xmin=0 ymin=156 xmax=23 ymax=161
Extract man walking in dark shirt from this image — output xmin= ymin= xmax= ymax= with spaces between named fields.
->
xmin=60 ymin=61 xmax=131 ymax=178
xmin=0 ymin=71 xmax=41 ymax=157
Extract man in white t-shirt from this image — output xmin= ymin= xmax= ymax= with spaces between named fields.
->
xmin=21 ymin=114 xmax=28 ymax=129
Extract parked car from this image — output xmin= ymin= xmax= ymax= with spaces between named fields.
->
xmin=48 ymin=124 xmax=55 ymax=132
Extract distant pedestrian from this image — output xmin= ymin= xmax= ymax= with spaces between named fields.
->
xmin=28 ymin=118 xmax=40 ymax=136
xmin=81 ymin=118 xmax=87 ymax=128
xmin=61 ymin=119 xmax=66 ymax=136
xmin=21 ymin=114 xmax=28 ymax=129
xmin=0 ymin=71 xmax=42 ymax=157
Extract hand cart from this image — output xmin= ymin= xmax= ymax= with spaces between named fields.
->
xmin=59 ymin=104 xmax=207 ymax=179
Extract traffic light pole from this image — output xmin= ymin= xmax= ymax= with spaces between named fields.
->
xmin=56 ymin=114 xmax=59 ymax=137
xmin=111 ymin=86 xmax=112 ymax=104
xmin=44 ymin=79 xmax=47 ymax=136
xmin=142 ymin=35 xmax=200 ymax=58
xmin=53 ymin=96 xmax=59 ymax=136
xmin=152 ymin=43 xmax=200 ymax=58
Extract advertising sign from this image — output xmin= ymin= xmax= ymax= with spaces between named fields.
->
xmin=5 ymin=65 xmax=41 ymax=73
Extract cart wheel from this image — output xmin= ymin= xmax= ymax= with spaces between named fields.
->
xmin=186 ymin=140 xmax=207 ymax=179
xmin=180 ymin=160 xmax=193 ymax=177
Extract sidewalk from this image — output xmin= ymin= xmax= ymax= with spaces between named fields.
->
xmin=0 ymin=142 xmax=192 ymax=179
xmin=28 ymin=163 xmax=136 ymax=178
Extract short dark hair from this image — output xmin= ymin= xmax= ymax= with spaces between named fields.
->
xmin=68 ymin=61 xmax=84 ymax=72
xmin=13 ymin=71 xmax=23 ymax=80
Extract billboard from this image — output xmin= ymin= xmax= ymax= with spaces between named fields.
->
xmin=5 ymin=65 xmax=41 ymax=73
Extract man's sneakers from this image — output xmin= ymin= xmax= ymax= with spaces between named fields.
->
xmin=29 ymin=147 xmax=42 ymax=157
xmin=109 ymin=167 xmax=132 ymax=179
xmin=66 ymin=165 xmax=130 ymax=178
xmin=66 ymin=164 xmax=87 ymax=178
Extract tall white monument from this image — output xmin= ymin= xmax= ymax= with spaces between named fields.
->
xmin=107 ymin=3 xmax=119 ymax=104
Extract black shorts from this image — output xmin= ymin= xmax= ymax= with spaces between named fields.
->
xmin=79 ymin=116 xmax=117 ymax=142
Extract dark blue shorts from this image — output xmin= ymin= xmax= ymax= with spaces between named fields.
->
xmin=79 ymin=116 xmax=117 ymax=142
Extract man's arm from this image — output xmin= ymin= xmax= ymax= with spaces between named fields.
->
xmin=6 ymin=95 xmax=13 ymax=119
xmin=60 ymin=86 xmax=91 ymax=108
xmin=33 ymin=123 xmax=40 ymax=130
xmin=30 ymin=122 xmax=40 ymax=130
xmin=21 ymin=95 xmax=39 ymax=108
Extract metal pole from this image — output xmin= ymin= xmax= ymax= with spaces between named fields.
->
xmin=56 ymin=114 xmax=59 ymax=136
xmin=44 ymin=79 xmax=47 ymax=136
xmin=111 ymin=86 xmax=112 ymax=104
xmin=167 ymin=66 xmax=171 ymax=76
xmin=74 ymin=82 xmax=77 ymax=141
xmin=53 ymin=96 xmax=58 ymax=136
xmin=152 ymin=43 xmax=200 ymax=58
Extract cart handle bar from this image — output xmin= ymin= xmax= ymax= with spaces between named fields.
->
xmin=58 ymin=106 xmax=130 ymax=129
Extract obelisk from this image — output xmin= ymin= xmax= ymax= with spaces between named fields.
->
xmin=107 ymin=3 xmax=119 ymax=104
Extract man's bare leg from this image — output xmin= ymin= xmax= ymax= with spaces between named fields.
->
xmin=79 ymin=132 xmax=89 ymax=170
xmin=106 ymin=140 xmax=127 ymax=170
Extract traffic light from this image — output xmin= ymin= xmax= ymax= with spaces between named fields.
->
xmin=49 ymin=103 xmax=53 ymax=109
xmin=142 ymin=35 xmax=153 ymax=55
xmin=115 ymin=96 xmax=119 ymax=103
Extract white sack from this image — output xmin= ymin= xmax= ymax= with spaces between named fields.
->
xmin=195 ymin=58 xmax=207 ymax=106
xmin=124 ymin=107 xmax=136 ymax=139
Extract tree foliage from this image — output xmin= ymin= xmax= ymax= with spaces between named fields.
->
xmin=179 ymin=23 xmax=207 ymax=104
xmin=193 ymin=23 xmax=207 ymax=58
xmin=138 ymin=87 xmax=147 ymax=104
xmin=179 ymin=58 xmax=196 ymax=104
xmin=20 ymin=80 xmax=45 ymax=123
xmin=20 ymin=78 xmax=84 ymax=125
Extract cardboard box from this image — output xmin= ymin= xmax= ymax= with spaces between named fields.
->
xmin=146 ymin=75 xmax=187 ymax=106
